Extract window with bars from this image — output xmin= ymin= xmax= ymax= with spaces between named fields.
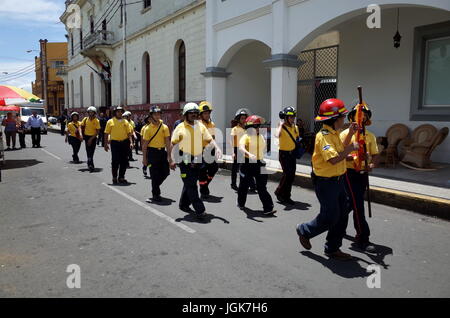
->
xmin=144 ymin=0 xmax=151 ymax=9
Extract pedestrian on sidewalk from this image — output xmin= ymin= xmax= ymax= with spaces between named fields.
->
xmin=142 ymin=106 xmax=174 ymax=202
xmin=340 ymin=102 xmax=379 ymax=253
xmin=198 ymin=101 xmax=221 ymax=199
xmin=104 ymin=106 xmax=134 ymax=185
xmin=16 ymin=113 xmax=26 ymax=149
xmin=171 ymin=103 xmax=222 ymax=220
xmin=237 ymin=115 xmax=276 ymax=215
xmin=65 ymin=112 xmax=83 ymax=163
xmin=2 ymin=112 xmax=17 ymax=150
xmin=81 ymin=106 xmax=101 ymax=172
xmin=295 ymin=99 xmax=359 ymax=261
xmin=140 ymin=114 xmax=151 ymax=178
xmin=230 ymin=108 xmax=257 ymax=193
xmin=274 ymin=107 xmax=301 ymax=205
xmin=26 ymin=110 xmax=45 ymax=148
xmin=97 ymin=112 xmax=108 ymax=147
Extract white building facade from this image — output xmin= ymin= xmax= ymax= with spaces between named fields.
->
xmin=204 ymin=0 xmax=450 ymax=163
xmin=60 ymin=0 xmax=206 ymax=125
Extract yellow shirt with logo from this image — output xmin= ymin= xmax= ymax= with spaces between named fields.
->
xmin=279 ymin=124 xmax=299 ymax=151
xmin=104 ymin=117 xmax=131 ymax=141
xmin=239 ymin=133 xmax=266 ymax=160
xmin=312 ymin=124 xmax=346 ymax=178
xmin=81 ymin=117 xmax=101 ymax=136
xmin=231 ymin=125 xmax=245 ymax=148
xmin=340 ymin=128 xmax=379 ymax=170
xmin=171 ymin=121 xmax=212 ymax=156
xmin=67 ymin=121 xmax=81 ymax=137
xmin=143 ymin=120 xmax=171 ymax=148
xmin=202 ymin=120 xmax=216 ymax=147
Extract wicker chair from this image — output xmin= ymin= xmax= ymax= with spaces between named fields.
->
xmin=377 ymin=124 xmax=409 ymax=168
xmin=401 ymin=126 xmax=449 ymax=169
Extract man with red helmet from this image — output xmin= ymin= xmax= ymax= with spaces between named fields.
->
xmin=295 ymin=98 xmax=359 ymax=261
xmin=237 ymin=115 xmax=276 ymax=215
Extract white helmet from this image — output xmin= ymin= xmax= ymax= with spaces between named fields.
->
xmin=123 ymin=111 xmax=131 ymax=117
xmin=87 ymin=106 xmax=97 ymax=113
xmin=182 ymin=102 xmax=200 ymax=116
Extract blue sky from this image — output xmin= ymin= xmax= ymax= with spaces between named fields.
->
xmin=0 ymin=0 xmax=67 ymax=93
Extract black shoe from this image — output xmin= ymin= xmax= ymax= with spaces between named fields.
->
xmin=89 ymin=166 xmax=94 ymax=173
xmin=118 ymin=178 xmax=128 ymax=184
xmin=325 ymin=250 xmax=353 ymax=261
xmin=5 ymin=147 xmax=11 ymax=151
xmin=200 ymin=193 xmax=210 ymax=200
xmin=263 ymin=208 xmax=277 ymax=215
xmin=276 ymin=194 xmax=286 ymax=203
xmin=129 ymin=158 xmax=137 ymax=162
xmin=284 ymin=198 xmax=295 ymax=205
xmin=249 ymin=188 xmax=257 ymax=194
xmin=196 ymin=212 xmax=207 ymax=219
xmin=112 ymin=178 xmax=118 ymax=185
xmin=355 ymin=242 xmax=377 ymax=253
xmin=179 ymin=205 xmax=191 ymax=213
xmin=152 ymin=195 xmax=162 ymax=202
xmin=237 ymin=202 xmax=245 ymax=210
xmin=231 ymin=184 xmax=238 ymax=191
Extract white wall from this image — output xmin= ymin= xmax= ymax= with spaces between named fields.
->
xmin=337 ymin=7 xmax=450 ymax=163
xmin=226 ymin=42 xmax=271 ymax=124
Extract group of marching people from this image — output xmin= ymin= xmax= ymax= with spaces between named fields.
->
xmin=64 ymin=96 xmax=379 ymax=260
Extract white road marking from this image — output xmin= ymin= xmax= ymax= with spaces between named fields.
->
xmin=41 ymin=148 xmax=62 ymax=160
xmin=102 ymin=182 xmax=196 ymax=234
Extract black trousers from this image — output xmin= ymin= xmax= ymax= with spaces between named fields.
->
xmin=31 ymin=127 xmax=41 ymax=147
xmin=179 ymin=161 xmax=205 ymax=214
xmin=238 ymin=162 xmax=274 ymax=212
xmin=127 ymin=139 xmax=134 ymax=161
xmin=199 ymin=150 xmax=219 ymax=195
xmin=111 ymin=140 xmax=129 ymax=179
xmin=275 ymin=150 xmax=297 ymax=199
xmin=97 ymin=130 xmax=105 ymax=147
xmin=84 ymin=135 xmax=97 ymax=167
xmin=135 ymin=135 xmax=141 ymax=154
xmin=231 ymin=147 xmax=256 ymax=189
xmin=147 ymin=148 xmax=170 ymax=196
xmin=344 ymin=169 xmax=371 ymax=245
xmin=68 ymin=136 xmax=81 ymax=162
xmin=18 ymin=132 xmax=26 ymax=148
xmin=60 ymin=123 xmax=66 ymax=136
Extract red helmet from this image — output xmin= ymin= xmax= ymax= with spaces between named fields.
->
xmin=245 ymin=115 xmax=265 ymax=127
xmin=315 ymin=98 xmax=349 ymax=122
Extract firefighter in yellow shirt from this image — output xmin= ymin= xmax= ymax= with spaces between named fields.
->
xmin=198 ymin=101 xmax=220 ymax=199
xmin=237 ymin=115 xmax=276 ymax=215
xmin=81 ymin=106 xmax=101 ymax=172
xmin=340 ymin=102 xmax=379 ymax=253
xmin=274 ymin=106 xmax=300 ymax=205
xmin=142 ymin=106 xmax=173 ymax=202
xmin=65 ymin=112 xmax=83 ymax=164
xmin=230 ymin=108 xmax=257 ymax=193
xmin=295 ymin=99 xmax=359 ymax=261
xmin=171 ymin=103 xmax=222 ymax=219
xmin=104 ymin=106 xmax=134 ymax=184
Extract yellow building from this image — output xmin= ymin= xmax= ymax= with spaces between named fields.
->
xmin=32 ymin=40 xmax=68 ymax=116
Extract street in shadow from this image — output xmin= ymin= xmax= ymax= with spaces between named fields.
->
xmin=279 ymin=200 xmax=312 ymax=212
xmin=175 ymin=211 xmax=230 ymax=224
xmin=240 ymin=207 xmax=278 ymax=223
xmin=78 ymin=168 xmax=104 ymax=173
xmin=1 ymin=159 xmax=43 ymax=170
xmin=147 ymin=197 xmax=176 ymax=206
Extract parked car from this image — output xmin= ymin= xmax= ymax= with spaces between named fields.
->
xmin=48 ymin=116 xmax=58 ymax=125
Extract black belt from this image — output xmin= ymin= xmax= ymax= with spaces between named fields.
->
xmin=111 ymin=139 xmax=128 ymax=143
xmin=149 ymin=147 xmax=165 ymax=151
xmin=314 ymin=173 xmax=345 ymax=181
xmin=279 ymin=149 xmax=296 ymax=155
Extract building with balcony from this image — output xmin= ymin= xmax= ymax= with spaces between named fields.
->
xmin=31 ymin=40 xmax=68 ymax=116
xmin=60 ymin=0 xmax=205 ymax=126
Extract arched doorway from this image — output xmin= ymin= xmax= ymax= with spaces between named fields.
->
xmin=174 ymin=40 xmax=186 ymax=102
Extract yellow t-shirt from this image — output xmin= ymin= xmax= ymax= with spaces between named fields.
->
xmin=171 ymin=121 xmax=212 ymax=156
xmin=67 ymin=121 xmax=81 ymax=137
xmin=340 ymin=128 xmax=379 ymax=170
xmin=81 ymin=117 xmax=101 ymax=136
xmin=104 ymin=117 xmax=131 ymax=141
xmin=231 ymin=125 xmax=245 ymax=148
xmin=279 ymin=124 xmax=299 ymax=151
xmin=143 ymin=120 xmax=171 ymax=148
xmin=239 ymin=133 xmax=266 ymax=160
xmin=201 ymin=120 xmax=216 ymax=148
xmin=312 ymin=124 xmax=346 ymax=178
xmin=140 ymin=124 xmax=149 ymax=137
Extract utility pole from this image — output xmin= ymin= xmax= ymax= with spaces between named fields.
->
xmin=39 ymin=39 xmax=49 ymax=112
xmin=122 ymin=0 xmax=128 ymax=107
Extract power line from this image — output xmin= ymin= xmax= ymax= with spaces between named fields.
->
xmin=0 ymin=65 xmax=37 ymax=80
xmin=0 ymin=69 xmax=36 ymax=83
xmin=0 ymin=63 xmax=35 ymax=75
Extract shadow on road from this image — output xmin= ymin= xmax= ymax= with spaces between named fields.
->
xmin=300 ymin=251 xmax=372 ymax=279
xmin=78 ymin=168 xmax=104 ymax=173
xmin=240 ymin=207 xmax=278 ymax=223
xmin=279 ymin=200 xmax=312 ymax=212
xmin=344 ymin=235 xmax=393 ymax=269
xmin=176 ymin=211 xmax=230 ymax=224
xmin=1 ymin=159 xmax=43 ymax=170
xmin=147 ymin=197 xmax=176 ymax=206
xmin=202 ymin=195 xmax=223 ymax=203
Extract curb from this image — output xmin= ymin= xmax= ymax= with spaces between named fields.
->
xmin=219 ymin=160 xmax=450 ymax=221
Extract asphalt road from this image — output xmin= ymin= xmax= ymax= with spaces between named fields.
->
xmin=0 ymin=132 xmax=449 ymax=297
